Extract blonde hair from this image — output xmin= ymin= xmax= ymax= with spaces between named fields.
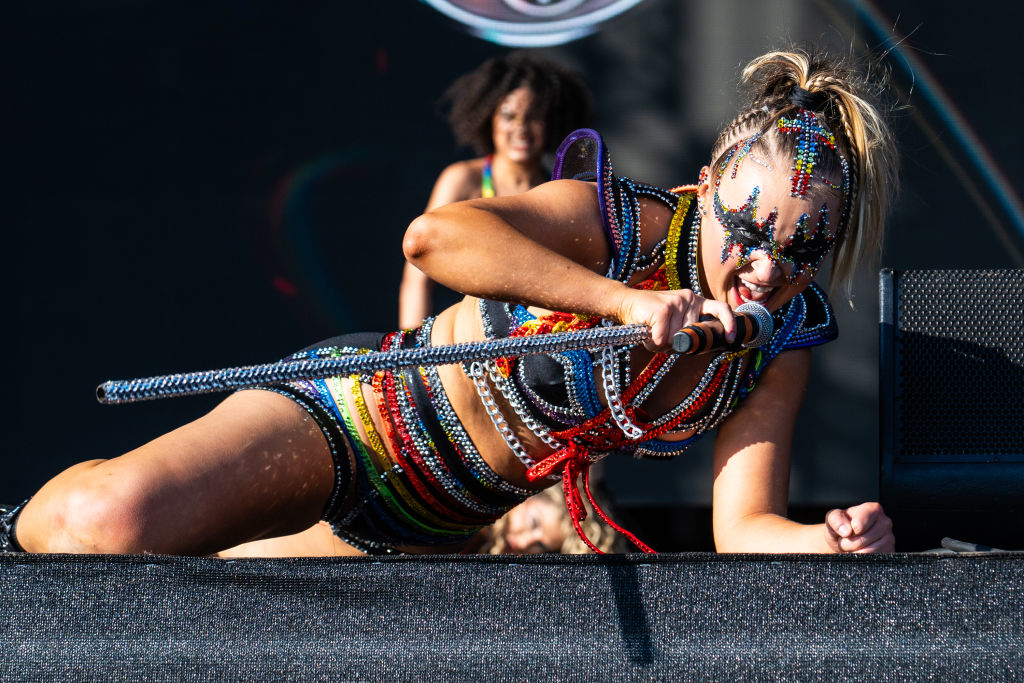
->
xmin=710 ymin=47 xmax=899 ymax=304
xmin=483 ymin=486 xmax=627 ymax=554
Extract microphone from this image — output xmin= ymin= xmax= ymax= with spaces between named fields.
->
xmin=671 ymin=302 xmax=774 ymax=355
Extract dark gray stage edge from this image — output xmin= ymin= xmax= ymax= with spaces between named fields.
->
xmin=2 ymin=553 xmax=1022 ymax=681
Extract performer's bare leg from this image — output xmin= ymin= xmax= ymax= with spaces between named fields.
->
xmin=217 ymin=521 xmax=363 ymax=558
xmin=16 ymin=390 xmax=337 ymax=556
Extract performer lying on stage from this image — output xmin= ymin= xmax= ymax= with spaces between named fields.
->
xmin=398 ymin=51 xmax=592 ymax=329
xmin=1 ymin=47 xmax=898 ymax=556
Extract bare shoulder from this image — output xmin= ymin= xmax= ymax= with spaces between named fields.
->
xmin=428 ymin=158 xmax=485 ymax=209
xmin=715 ymin=348 xmax=812 ymax=448
xmin=738 ymin=348 xmax=811 ymax=410
xmin=439 ymin=157 xmax=486 ymax=182
xmin=524 ymin=177 xmax=598 ymax=201
xmin=484 ymin=179 xmax=604 ymax=238
xmin=637 ymin=195 xmax=677 ymax=252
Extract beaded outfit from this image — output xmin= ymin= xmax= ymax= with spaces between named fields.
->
xmin=477 ymin=129 xmax=837 ymax=458
xmin=465 ymin=129 xmax=838 ymax=551
xmin=266 ymin=326 xmax=534 ymax=555
xmin=273 ymin=128 xmax=837 ymax=554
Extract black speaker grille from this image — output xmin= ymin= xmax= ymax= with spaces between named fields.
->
xmin=896 ymin=269 xmax=1024 ymax=459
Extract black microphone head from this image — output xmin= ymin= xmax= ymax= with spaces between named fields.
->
xmin=735 ymin=302 xmax=773 ymax=348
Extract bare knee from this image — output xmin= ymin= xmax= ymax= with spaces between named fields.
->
xmin=21 ymin=462 xmax=161 ymax=554
xmin=18 ymin=390 xmax=335 ymax=555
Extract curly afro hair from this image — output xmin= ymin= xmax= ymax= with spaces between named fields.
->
xmin=441 ymin=51 xmax=592 ymax=155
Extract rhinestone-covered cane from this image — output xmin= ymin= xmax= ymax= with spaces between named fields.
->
xmin=96 ymin=324 xmax=652 ymax=405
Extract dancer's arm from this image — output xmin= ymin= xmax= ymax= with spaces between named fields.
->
xmin=711 ymin=349 xmax=894 ymax=553
xmin=399 ymin=162 xmax=478 ymax=328
xmin=404 ymin=179 xmax=736 ymax=348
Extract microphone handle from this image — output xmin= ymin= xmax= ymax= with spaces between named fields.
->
xmin=672 ymin=314 xmax=758 ymax=355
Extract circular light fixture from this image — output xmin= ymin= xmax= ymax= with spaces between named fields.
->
xmin=421 ymin=0 xmax=646 ymax=46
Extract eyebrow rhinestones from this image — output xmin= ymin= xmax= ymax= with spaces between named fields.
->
xmin=713 ymin=186 xmax=780 ymax=268
xmin=729 ymin=133 xmax=761 ymax=179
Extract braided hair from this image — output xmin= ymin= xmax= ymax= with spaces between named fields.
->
xmin=709 ymin=48 xmax=898 ymax=303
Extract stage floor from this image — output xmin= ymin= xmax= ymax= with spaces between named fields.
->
xmin=3 ymin=552 xmax=1022 ymax=681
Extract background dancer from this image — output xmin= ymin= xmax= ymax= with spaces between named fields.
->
xmin=398 ymin=52 xmax=592 ymax=329
xmin=1 ymin=47 xmax=897 ymax=557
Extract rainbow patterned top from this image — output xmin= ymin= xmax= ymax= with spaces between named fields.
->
xmin=481 ymin=155 xmax=495 ymax=198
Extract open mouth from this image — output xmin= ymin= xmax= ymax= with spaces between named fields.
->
xmin=736 ymin=276 xmax=776 ymax=305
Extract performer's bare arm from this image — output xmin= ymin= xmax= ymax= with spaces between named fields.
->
xmin=405 ymin=179 xmax=736 ymax=349
xmin=712 ymin=348 xmax=894 ymax=553
xmin=399 ymin=161 xmax=480 ymax=329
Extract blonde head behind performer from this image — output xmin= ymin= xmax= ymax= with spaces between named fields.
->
xmin=473 ymin=482 xmax=626 ymax=555
xmin=3 ymin=48 xmax=897 ymax=556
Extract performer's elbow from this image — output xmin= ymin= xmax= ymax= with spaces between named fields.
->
xmin=402 ymin=213 xmax=441 ymax=266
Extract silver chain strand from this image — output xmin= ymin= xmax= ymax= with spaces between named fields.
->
xmin=482 ymin=360 xmax=564 ymax=451
xmin=600 ymin=317 xmax=645 ymax=440
xmin=467 ymin=361 xmax=541 ymax=471
xmin=600 ymin=346 xmax=644 ymax=440
xmin=468 ymin=361 xmax=568 ymax=481
xmin=96 ymin=324 xmax=652 ymax=405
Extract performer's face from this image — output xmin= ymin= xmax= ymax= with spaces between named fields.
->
xmin=697 ymin=150 xmax=845 ymax=311
xmin=501 ymin=494 xmax=565 ymax=554
xmin=491 ymin=86 xmax=546 ymax=164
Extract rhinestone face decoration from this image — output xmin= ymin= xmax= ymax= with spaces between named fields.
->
xmin=776 ymin=108 xmax=838 ymax=198
xmin=713 ymin=186 xmax=780 ymax=268
xmin=785 ymin=204 xmax=836 ymax=280
xmin=713 ymin=187 xmax=836 ymax=282
xmin=707 ymin=109 xmax=849 ymax=283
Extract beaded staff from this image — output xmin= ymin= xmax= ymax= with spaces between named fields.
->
xmin=96 ymin=324 xmax=651 ymax=405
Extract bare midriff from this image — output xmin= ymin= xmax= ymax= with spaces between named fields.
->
xmin=347 ymin=288 xmax=727 ymax=500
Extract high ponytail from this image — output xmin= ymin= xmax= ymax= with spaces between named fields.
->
xmin=709 ymin=48 xmax=898 ymax=304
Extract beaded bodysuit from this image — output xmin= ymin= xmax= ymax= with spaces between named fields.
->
xmin=467 ymin=129 xmax=838 ymax=550
xmin=267 ymin=326 xmax=535 ymax=554
xmin=270 ymin=129 xmax=837 ymax=554
xmin=476 ymin=129 xmax=836 ymax=458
